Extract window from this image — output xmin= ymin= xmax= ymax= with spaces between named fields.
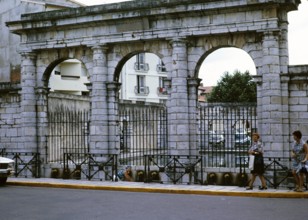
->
xmin=159 ymin=77 xmax=167 ymax=88
xmin=134 ymin=53 xmax=149 ymax=72
xmin=136 ymin=75 xmax=145 ymax=93
xmin=156 ymin=60 xmax=167 ymax=72
xmin=135 ymin=75 xmax=149 ymax=95
xmin=137 ymin=53 xmax=145 ymax=64
xmin=158 ymin=77 xmax=168 ymax=95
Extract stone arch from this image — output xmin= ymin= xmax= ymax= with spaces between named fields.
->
xmin=38 ymin=47 xmax=92 ymax=88
xmin=190 ymin=34 xmax=261 ymax=79
xmin=6 ymin=0 xmax=303 ymax=170
xmin=110 ymin=40 xmax=172 ymax=82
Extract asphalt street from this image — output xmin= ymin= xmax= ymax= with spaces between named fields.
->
xmin=1 ymin=185 xmax=307 ymax=220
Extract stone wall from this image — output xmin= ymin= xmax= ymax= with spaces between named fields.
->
xmin=287 ymin=65 xmax=308 ymax=146
xmin=48 ymin=93 xmax=90 ymax=112
xmin=0 ymin=90 xmax=21 ymax=151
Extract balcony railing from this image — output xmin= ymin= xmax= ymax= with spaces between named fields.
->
xmin=156 ymin=64 xmax=167 ymax=73
xmin=134 ymin=62 xmax=149 ymax=72
xmin=134 ymin=86 xmax=149 ymax=95
xmin=157 ymin=87 xmax=168 ymax=95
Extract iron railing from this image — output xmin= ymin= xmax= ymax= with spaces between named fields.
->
xmin=263 ymin=157 xmax=292 ymax=189
xmin=144 ymin=155 xmax=204 ymax=185
xmin=63 ymin=153 xmax=118 ymax=181
xmin=0 ymin=150 xmax=40 ymax=178
xmin=0 ymin=148 xmax=295 ymax=189
xmin=47 ymin=110 xmax=89 ymax=163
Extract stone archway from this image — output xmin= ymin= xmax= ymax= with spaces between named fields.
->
xmin=7 ymin=0 xmax=303 ymax=172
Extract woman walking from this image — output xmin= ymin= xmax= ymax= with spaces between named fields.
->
xmin=246 ymin=133 xmax=267 ymax=190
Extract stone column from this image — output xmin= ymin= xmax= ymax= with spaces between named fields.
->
xmin=106 ymin=81 xmax=121 ymax=155
xmin=35 ymin=87 xmax=49 ymax=177
xmin=260 ymin=31 xmax=284 ymax=157
xmin=187 ymin=78 xmax=202 ymax=156
xmin=280 ymin=75 xmax=290 ymax=156
xmin=168 ymin=38 xmax=190 ymax=155
xmin=89 ymin=45 xmax=109 ymax=154
xmin=279 ymin=12 xmax=292 ymax=154
xmin=20 ymin=52 xmax=37 ymax=152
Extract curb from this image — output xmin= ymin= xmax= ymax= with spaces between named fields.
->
xmin=6 ymin=180 xmax=308 ymax=198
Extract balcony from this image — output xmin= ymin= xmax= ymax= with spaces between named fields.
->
xmin=157 ymin=87 xmax=168 ymax=95
xmin=134 ymin=63 xmax=149 ymax=72
xmin=134 ymin=86 xmax=149 ymax=95
xmin=156 ymin=64 xmax=167 ymax=73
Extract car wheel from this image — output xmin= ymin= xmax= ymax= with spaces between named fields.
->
xmin=0 ymin=177 xmax=7 ymax=185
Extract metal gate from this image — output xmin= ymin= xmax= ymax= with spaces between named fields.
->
xmin=199 ymin=103 xmax=257 ymax=168
xmin=118 ymin=103 xmax=168 ymax=166
xmin=47 ymin=110 xmax=89 ymax=163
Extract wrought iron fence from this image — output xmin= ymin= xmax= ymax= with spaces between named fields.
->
xmin=144 ymin=155 xmax=204 ymax=185
xmin=199 ymin=103 xmax=257 ymax=168
xmin=63 ymin=153 xmax=118 ymax=181
xmin=47 ymin=110 xmax=89 ymax=163
xmin=118 ymin=103 xmax=168 ymax=166
xmin=263 ymin=157 xmax=292 ymax=189
xmin=0 ymin=150 xmax=40 ymax=178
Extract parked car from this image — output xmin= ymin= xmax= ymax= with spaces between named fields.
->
xmin=0 ymin=157 xmax=14 ymax=185
xmin=208 ymin=131 xmax=225 ymax=148
xmin=234 ymin=131 xmax=251 ymax=148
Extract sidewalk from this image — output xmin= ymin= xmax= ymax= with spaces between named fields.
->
xmin=6 ymin=177 xmax=308 ymax=198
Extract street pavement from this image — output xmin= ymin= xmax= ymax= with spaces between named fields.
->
xmin=6 ymin=177 xmax=308 ymax=198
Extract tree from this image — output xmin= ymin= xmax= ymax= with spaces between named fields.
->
xmin=207 ymin=70 xmax=256 ymax=103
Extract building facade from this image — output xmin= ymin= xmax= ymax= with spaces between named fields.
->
xmin=0 ymin=0 xmax=82 ymax=83
xmin=120 ymin=53 xmax=168 ymax=103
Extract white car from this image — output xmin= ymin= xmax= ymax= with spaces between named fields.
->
xmin=208 ymin=131 xmax=225 ymax=147
xmin=0 ymin=157 xmax=14 ymax=185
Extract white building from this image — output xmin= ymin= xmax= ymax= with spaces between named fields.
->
xmin=120 ymin=53 xmax=168 ymax=103
xmin=49 ymin=59 xmax=89 ymax=96
xmin=48 ymin=53 xmax=169 ymax=101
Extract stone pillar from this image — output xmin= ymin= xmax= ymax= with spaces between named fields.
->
xmin=20 ymin=52 xmax=37 ymax=152
xmin=279 ymin=12 xmax=292 ymax=154
xmin=168 ymin=38 xmax=190 ymax=155
xmin=280 ymin=75 xmax=290 ymax=156
xmin=187 ymin=78 xmax=202 ymax=156
xmin=106 ymin=81 xmax=121 ymax=155
xmin=35 ymin=87 xmax=49 ymax=177
xmin=89 ymin=45 xmax=109 ymax=154
xmin=260 ymin=31 xmax=284 ymax=157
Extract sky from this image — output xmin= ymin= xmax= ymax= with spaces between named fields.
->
xmin=75 ymin=0 xmax=308 ymax=86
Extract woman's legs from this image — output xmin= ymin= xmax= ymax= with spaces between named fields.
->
xmin=292 ymin=170 xmax=300 ymax=190
xmin=246 ymin=174 xmax=257 ymax=189
xmin=259 ymin=175 xmax=267 ymax=189
xmin=298 ymin=173 xmax=305 ymax=191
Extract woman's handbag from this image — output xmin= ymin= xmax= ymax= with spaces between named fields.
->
xmin=249 ymin=155 xmax=255 ymax=170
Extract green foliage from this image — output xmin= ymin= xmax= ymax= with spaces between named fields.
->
xmin=207 ymin=70 xmax=257 ymax=103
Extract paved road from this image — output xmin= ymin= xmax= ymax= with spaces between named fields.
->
xmin=0 ymin=185 xmax=307 ymax=220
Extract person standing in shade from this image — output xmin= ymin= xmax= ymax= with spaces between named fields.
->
xmin=246 ymin=133 xmax=267 ymax=190
xmin=290 ymin=130 xmax=308 ymax=192
xmin=117 ymin=165 xmax=134 ymax=182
